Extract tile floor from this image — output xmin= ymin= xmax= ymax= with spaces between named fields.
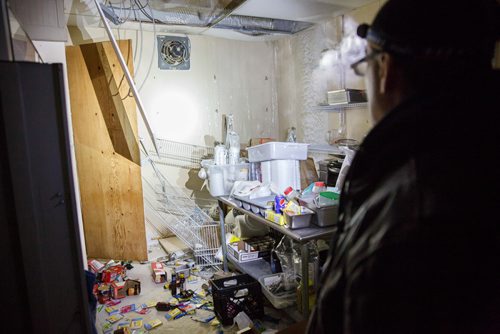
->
xmin=93 ymin=239 xmax=298 ymax=333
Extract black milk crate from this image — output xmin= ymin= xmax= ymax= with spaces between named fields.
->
xmin=210 ymin=273 xmax=264 ymax=325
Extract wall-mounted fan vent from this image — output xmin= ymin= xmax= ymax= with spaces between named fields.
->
xmin=157 ymin=36 xmax=190 ymax=70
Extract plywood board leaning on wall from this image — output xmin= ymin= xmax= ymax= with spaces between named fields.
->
xmin=66 ymin=40 xmax=147 ymax=261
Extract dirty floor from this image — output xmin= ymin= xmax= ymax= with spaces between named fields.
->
xmin=94 ymin=240 xmax=300 ymax=333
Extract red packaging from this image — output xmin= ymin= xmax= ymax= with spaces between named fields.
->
xmin=88 ymin=259 xmax=105 ymax=274
xmin=151 ymin=262 xmax=167 ymax=284
xmin=101 ymin=265 xmax=126 ymax=283
xmin=120 ymin=303 xmax=136 ymax=314
xmin=111 ymin=281 xmax=127 ymax=299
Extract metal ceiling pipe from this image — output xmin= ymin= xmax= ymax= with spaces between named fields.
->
xmin=94 ymin=0 xmax=159 ymax=155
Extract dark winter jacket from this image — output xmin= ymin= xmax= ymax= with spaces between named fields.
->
xmin=307 ymin=71 xmax=500 ymax=333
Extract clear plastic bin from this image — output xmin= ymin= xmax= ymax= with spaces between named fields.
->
xmin=258 ymin=273 xmax=297 ymax=309
xmin=202 ymin=161 xmax=249 ymax=197
xmin=247 ymin=142 xmax=309 ymax=162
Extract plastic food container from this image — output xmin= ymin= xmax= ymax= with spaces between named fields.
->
xmin=247 ymin=142 xmax=309 ymax=162
xmin=258 ymin=273 xmax=297 ymax=309
xmin=201 ymin=160 xmax=249 ymax=197
xmin=283 ymin=207 xmax=314 ymax=229
xmin=299 ymin=198 xmax=339 ymax=227
xmin=233 ymin=195 xmax=274 ymax=217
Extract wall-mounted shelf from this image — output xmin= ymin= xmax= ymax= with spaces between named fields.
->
xmin=313 ymin=102 xmax=367 ymax=112
xmin=308 ymin=144 xmax=345 ymax=155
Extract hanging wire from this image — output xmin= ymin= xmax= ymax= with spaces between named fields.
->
xmin=136 ymin=0 xmax=157 ymax=92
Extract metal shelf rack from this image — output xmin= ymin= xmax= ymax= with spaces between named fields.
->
xmin=149 ymin=137 xmax=214 ymax=170
xmin=217 ymin=196 xmax=336 ymax=318
xmin=313 ymin=102 xmax=367 ymax=112
xmin=141 ymin=142 xmax=222 ymax=269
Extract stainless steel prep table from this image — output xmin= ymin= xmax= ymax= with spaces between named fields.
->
xmin=217 ymin=196 xmax=337 ymax=318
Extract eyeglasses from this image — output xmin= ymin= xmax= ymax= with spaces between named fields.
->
xmin=350 ymin=50 xmax=383 ymax=76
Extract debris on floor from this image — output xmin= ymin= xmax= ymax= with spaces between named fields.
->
xmin=92 ymin=239 xmax=298 ymax=333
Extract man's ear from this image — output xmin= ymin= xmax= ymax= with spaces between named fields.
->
xmin=377 ymin=53 xmax=391 ymax=94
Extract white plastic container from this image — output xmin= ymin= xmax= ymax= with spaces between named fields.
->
xmin=258 ymin=273 xmax=297 ymax=309
xmin=202 ymin=160 xmax=249 ymax=197
xmin=247 ymin=142 xmax=309 ymax=162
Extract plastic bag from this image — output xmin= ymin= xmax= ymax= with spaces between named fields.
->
xmin=335 ymin=147 xmax=356 ymax=190
xmin=292 ymin=241 xmax=319 ymax=287
xmin=274 ymin=236 xmax=297 ymax=289
xmin=233 ymin=215 xmax=270 ymax=238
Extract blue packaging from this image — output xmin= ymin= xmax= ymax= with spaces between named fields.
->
xmin=274 ymin=195 xmax=286 ymax=214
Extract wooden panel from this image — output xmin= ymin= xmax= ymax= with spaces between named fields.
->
xmin=79 ymin=42 xmax=140 ymax=165
xmin=66 ymin=40 xmax=147 ymax=261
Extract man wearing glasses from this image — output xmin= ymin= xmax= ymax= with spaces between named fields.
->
xmin=307 ymin=0 xmax=499 ymax=333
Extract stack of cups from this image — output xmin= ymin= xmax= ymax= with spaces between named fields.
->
xmin=214 ymin=145 xmax=227 ymax=165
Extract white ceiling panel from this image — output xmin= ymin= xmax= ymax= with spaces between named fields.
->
xmin=232 ymin=0 xmax=376 ymax=21
xmin=232 ymin=0 xmax=344 ymax=21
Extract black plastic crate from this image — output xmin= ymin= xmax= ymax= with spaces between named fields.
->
xmin=210 ymin=273 xmax=264 ymax=325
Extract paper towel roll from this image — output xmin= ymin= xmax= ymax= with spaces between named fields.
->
xmin=269 ymin=160 xmax=300 ymax=193
xmin=208 ymin=169 xmax=225 ymax=196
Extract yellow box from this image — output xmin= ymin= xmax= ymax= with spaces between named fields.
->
xmin=264 ymin=210 xmax=285 ymax=226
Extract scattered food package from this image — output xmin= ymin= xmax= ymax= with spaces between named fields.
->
xmin=144 ymin=319 xmax=163 ymax=330
xmin=130 ymin=318 xmax=143 ymax=330
xmin=106 ymin=313 xmax=123 ymax=324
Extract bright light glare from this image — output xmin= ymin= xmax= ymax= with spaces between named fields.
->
xmin=320 ymin=49 xmax=340 ymax=68
xmin=150 ymin=88 xmax=200 ymax=143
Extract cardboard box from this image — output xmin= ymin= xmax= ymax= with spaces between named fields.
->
xmin=125 ymin=279 xmax=141 ymax=296
xmin=111 ymin=281 xmax=127 ymax=299
xmin=151 ymin=262 xmax=167 ymax=284
xmin=88 ymin=259 xmax=105 ymax=274
xmin=264 ymin=210 xmax=285 ymax=226
xmin=228 ymin=241 xmax=260 ymax=262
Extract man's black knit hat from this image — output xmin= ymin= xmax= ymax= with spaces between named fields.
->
xmin=356 ymin=0 xmax=498 ymax=63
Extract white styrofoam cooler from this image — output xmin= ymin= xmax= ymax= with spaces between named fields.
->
xmin=247 ymin=142 xmax=309 ymax=162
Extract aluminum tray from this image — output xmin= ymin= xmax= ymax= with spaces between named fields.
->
xmin=233 ymin=195 xmax=275 ymax=216
xmin=299 ymin=198 xmax=338 ymax=227
xmin=284 ymin=207 xmax=314 ymax=229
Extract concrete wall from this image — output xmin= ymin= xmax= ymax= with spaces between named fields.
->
xmin=275 ymin=0 xmax=388 ymax=150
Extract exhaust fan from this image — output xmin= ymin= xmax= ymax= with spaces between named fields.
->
xmin=157 ymin=35 xmax=190 ymax=70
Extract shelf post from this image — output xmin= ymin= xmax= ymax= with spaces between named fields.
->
xmin=301 ymin=242 xmax=310 ymax=318
xmin=218 ymin=199 xmax=229 ymax=272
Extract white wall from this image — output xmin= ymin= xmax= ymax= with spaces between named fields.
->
xmin=67 ymin=25 xmax=279 ymax=192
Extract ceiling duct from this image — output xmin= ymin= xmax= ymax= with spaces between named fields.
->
xmin=213 ymin=15 xmax=314 ymax=36
xmin=103 ymin=0 xmax=315 ymax=36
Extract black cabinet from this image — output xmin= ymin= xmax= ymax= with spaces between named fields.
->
xmin=0 ymin=62 xmax=91 ymax=333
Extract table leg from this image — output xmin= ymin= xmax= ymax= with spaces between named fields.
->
xmin=218 ymin=199 xmax=228 ymax=272
xmin=301 ymin=242 xmax=309 ymax=318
